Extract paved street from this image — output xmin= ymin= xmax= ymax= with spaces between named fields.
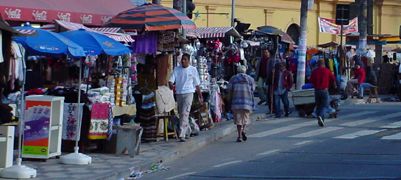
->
xmin=143 ymin=103 xmax=401 ymax=180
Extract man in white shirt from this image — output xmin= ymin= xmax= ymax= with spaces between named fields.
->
xmin=169 ymin=53 xmax=203 ymax=142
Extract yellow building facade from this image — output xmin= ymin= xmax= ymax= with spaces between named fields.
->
xmin=161 ymin=0 xmax=401 ymax=46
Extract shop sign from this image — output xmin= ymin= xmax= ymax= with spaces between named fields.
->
xmin=4 ymin=8 xmax=22 ymax=19
xmin=81 ymin=14 xmax=93 ymax=24
xmin=22 ymin=102 xmax=51 ymax=156
xmin=101 ymin=16 xmax=112 ymax=24
xmin=32 ymin=10 xmax=47 ymax=21
xmin=57 ymin=12 xmax=71 ymax=22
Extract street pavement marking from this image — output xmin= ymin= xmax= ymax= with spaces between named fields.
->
xmin=291 ymin=127 xmax=343 ymax=138
xmin=263 ymin=117 xmax=300 ymax=124
xmin=382 ymin=132 xmax=401 ymax=140
xmin=249 ymin=121 xmax=314 ymax=138
xmin=166 ymin=172 xmax=197 ymax=180
xmin=334 ymin=130 xmax=384 ymax=139
xmin=295 ymin=140 xmax=313 ymax=145
xmin=341 ymin=112 xmax=401 ymax=127
xmin=381 ymin=121 xmax=401 ymax=129
xmin=212 ymin=160 xmax=242 ymax=168
xmin=257 ymin=149 xmax=280 ymax=156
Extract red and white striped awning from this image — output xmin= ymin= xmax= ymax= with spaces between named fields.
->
xmin=14 ymin=29 xmax=36 ymax=35
xmin=91 ymin=27 xmax=121 ymax=33
xmin=55 ymin=20 xmax=134 ymax=43
xmin=187 ymin=27 xmax=242 ymax=39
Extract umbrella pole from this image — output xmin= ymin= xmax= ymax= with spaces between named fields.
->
xmin=60 ymin=58 xmax=92 ymax=165
xmin=1 ymin=54 xmax=37 ymax=179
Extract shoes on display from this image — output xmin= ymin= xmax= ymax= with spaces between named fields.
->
xmin=317 ymin=116 xmax=324 ymax=127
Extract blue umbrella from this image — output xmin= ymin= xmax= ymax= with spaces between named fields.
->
xmin=13 ymin=26 xmax=85 ymax=57
xmin=61 ymin=29 xmax=130 ymax=56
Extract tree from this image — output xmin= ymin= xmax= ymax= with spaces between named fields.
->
xmin=296 ymin=0 xmax=308 ymax=89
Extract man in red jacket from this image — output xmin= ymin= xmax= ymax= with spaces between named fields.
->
xmin=273 ymin=62 xmax=293 ymax=118
xmin=342 ymin=63 xmax=366 ymax=99
xmin=310 ymin=59 xmax=337 ymax=127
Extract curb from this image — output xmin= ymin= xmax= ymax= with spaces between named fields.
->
xmin=94 ymin=121 xmax=237 ymax=180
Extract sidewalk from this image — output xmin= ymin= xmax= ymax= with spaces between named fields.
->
xmin=0 ymin=108 xmax=266 ymax=180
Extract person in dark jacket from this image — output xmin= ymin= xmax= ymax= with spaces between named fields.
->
xmin=273 ymin=63 xmax=293 ymax=118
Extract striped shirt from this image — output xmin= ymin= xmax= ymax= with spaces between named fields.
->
xmin=228 ymin=73 xmax=256 ymax=111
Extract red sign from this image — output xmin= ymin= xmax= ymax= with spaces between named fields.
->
xmin=318 ymin=17 xmax=358 ymax=35
xmin=0 ymin=6 xmax=113 ymax=26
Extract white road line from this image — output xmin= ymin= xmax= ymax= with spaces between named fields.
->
xmin=295 ymin=140 xmax=313 ymax=145
xmin=382 ymin=132 xmax=401 ymax=140
xmin=341 ymin=112 xmax=401 ymax=127
xmin=212 ymin=160 xmax=242 ymax=168
xmin=381 ymin=121 xmax=401 ymax=129
xmin=257 ymin=149 xmax=280 ymax=156
xmin=334 ymin=130 xmax=384 ymax=139
xmin=263 ymin=117 xmax=300 ymax=124
xmin=291 ymin=127 xmax=343 ymax=138
xmin=166 ymin=172 xmax=197 ymax=180
xmin=249 ymin=121 xmax=313 ymax=138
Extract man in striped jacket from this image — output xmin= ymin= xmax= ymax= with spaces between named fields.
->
xmin=228 ymin=65 xmax=256 ymax=142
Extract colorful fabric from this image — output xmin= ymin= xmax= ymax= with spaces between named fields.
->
xmin=89 ymin=103 xmax=111 ymax=140
xmin=62 ymin=103 xmax=83 ymax=141
xmin=108 ymin=4 xmax=196 ymax=31
xmin=228 ymin=73 xmax=256 ymax=111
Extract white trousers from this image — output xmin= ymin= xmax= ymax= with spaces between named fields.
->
xmin=176 ymin=93 xmax=194 ymax=138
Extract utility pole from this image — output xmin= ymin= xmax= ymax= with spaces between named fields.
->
xmin=231 ymin=0 xmax=236 ymax=27
xmin=152 ymin=0 xmax=161 ymax=4
xmin=357 ymin=0 xmax=368 ymax=56
xmin=296 ymin=0 xmax=309 ymax=89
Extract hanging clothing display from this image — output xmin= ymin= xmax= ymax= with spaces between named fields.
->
xmin=62 ymin=103 xmax=84 ymax=141
xmin=132 ymin=32 xmax=158 ymax=54
xmin=89 ymin=103 xmax=111 ymax=140
xmin=155 ymin=86 xmax=175 ymax=114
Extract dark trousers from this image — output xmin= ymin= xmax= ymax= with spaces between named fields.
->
xmin=314 ymin=89 xmax=329 ymax=119
xmin=274 ymin=90 xmax=289 ymax=117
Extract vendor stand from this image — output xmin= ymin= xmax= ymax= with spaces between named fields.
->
xmin=108 ymin=3 xmax=196 ymax=141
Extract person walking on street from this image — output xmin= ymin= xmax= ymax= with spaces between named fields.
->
xmin=169 ymin=53 xmax=203 ymax=142
xmin=228 ymin=65 xmax=256 ymax=142
xmin=310 ymin=59 xmax=337 ymax=127
xmin=273 ymin=63 xmax=293 ymax=118
xmin=255 ymin=49 xmax=272 ymax=105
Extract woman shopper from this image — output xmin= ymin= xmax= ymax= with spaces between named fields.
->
xmin=228 ymin=65 xmax=256 ymax=142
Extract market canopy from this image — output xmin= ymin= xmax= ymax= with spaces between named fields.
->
xmin=107 ymin=3 xmax=196 ymax=31
xmin=256 ymin=26 xmax=295 ymax=44
xmin=13 ymin=26 xmax=85 ymax=57
xmin=54 ymin=20 xmax=134 ymax=43
xmin=186 ymin=27 xmax=242 ymax=39
xmin=0 ymin=0 xmax=135 ymax=26
xmin=317 ymin=41 xmax=339 ymax=48
xmin=61 ymin=29 xmax=130 ymax=56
